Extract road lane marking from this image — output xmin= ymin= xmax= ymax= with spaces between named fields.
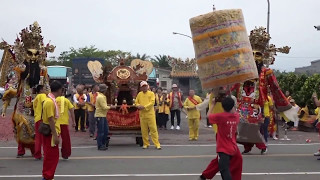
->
xmin=0 ymin=153 xmax=316 ymax=160
xmin=2 ymin=172 xmax=320 ymax=178
xmin=0 ymin=143 xmax=319 ymax=149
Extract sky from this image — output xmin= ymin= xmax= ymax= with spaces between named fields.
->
xmin=0 ymin=0 xmax=320 ymax=72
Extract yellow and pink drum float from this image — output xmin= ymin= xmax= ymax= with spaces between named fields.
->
xmin=189 ymin=9 xmax=258 ymax=89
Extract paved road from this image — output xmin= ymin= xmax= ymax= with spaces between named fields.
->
xmin=1 ymin=99 xmax=320 ymax=179
xmin=1 ymin=142 xmax=320 ymax=180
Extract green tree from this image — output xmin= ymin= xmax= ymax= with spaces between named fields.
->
xmin=56 ymin=46 xmax=130 ymax=68
xmin=151 ymin=55 xmax=171 ymax=68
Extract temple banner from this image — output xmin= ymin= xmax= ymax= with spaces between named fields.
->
xmin=189 ymin=9 xmax=258 ymax=89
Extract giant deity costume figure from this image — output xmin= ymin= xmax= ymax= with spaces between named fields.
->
xmin=233 ymin=27 xmax=292 ymax=152
xmin=0 ymin=22 xmax=54 ymax=154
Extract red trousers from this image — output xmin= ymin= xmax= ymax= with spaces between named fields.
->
xmin=60 ymin=124 xmax=71 ymax=158
xmin=202 ymin=148 xmax=243 ymax=180
xmin=17 ymin=142 xmax=35 ymax=156
xmin=34 ymin=120 xmax=43 ymax=159
xmin=42 ymin=134 xmax=59 ymax=180
xmin=242 ymin=142 xmax=266 ymax=152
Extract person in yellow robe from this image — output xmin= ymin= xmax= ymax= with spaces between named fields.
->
xmin=33 ymin=85 xmax=47 ymax=160
xmin=184 ymin=90 xmax=203 ymax=141
xmin=56 ymin=88 xmax=76 ymax=159
xmin=158 ymin=90 xmax=170 ymax=129
xmin=135 ymin=81 xmax=161 ymax=150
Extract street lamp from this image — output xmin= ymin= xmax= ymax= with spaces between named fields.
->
xmin=267 ymin=0 xmax=270 ymax=33
xmin=172 ymin=32 xmax=192 ymax=39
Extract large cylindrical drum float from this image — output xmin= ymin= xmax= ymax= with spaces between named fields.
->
xmin=189 ymin=9 xmax=258 ymax=89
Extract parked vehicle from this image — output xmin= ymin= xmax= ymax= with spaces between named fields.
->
xmin=47 ymin=66 xmax=73 ymax=96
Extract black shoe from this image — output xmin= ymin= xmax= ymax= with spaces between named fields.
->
xmin=93 ymin=137 xmax=97 ymax=140
xmin=35 ymin=157 xmax=42 ymax=161
xmin=90 ymin=134 xmax=94 ymax=138
xmin=62 ymin=156 xmax=69 ymax=160
xmin=16 ymin=154 xmax=24 ymax=158
xmin=261 ymin=148 xmax=267 ymax=155
xmin=98 ymin=146 xmax=108 ymax=151
xmin=81 ymin=129 xmax=86 ymax=132
xmin=242 ymin=150 xmax=250 ymax=155
xmin=198 ymin=175 xmax=206 ymax=180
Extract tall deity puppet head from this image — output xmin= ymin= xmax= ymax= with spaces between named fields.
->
xmin=3 ymin=22 xmax=56 ymax=88
xmin=249 ymin=27 xmax=290 ymax=74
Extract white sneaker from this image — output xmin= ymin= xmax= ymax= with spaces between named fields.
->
xmin=176 ymin=126 xmax=180 ymax=130
xmin=170 ymin=125 xmax=174 ymax=130
xmin=314 ymin=151 xmax=320 ymax=156
xmin=273 ymin=136 xmax=278 ymax=140
xmin=208 ymin=125 xmax=212 ymax=128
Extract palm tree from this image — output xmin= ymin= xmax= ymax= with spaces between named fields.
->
xmin=130 ymin=53 xmax=151 ymax=60
xmin=151 ymin=55 xmax=171 ymax=68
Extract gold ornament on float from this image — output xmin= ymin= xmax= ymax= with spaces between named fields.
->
xmin=117 ymin=69 xmax=130 ymax=79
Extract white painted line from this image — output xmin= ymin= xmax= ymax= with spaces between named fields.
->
xmin=1 ymin=172 xmax=320 ymax=178
xmin=0 ymin=143 xmax=319 ymax=149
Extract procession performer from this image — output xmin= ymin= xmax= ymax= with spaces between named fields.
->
xmin=33 ymin=85 xmax=47 ymax=160
xmin=56 ymin=88 xmax=76 ymax=159
xmin=234 ymin=27 xmax=292 ymax=155
xmin=0 ymin=22 xmax=54 ymax=157
xmin=73 ymin=85 xmax=87 ymax=132
xmin=42 ymin=81 xmax=63 ymax=180
xmin=88 ymin=84 xmax=98 ymax=138
xmin=135 ymin=81 xmax=161 ymax=150
xmin=158 ymin=90 xmax=170 ymax=129
xmin=200 ymin=97 xmax=242 ymax=180
xmin=184 ymin=89 xmax=202 ymax=141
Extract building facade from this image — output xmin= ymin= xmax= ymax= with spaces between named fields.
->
xmin=295 ymin=59 xmax=320 ymax=74
xmin=156 ymin=68 xmax=172 ymax=90
xmin=169 ymin=58 xmax=201 ymax=96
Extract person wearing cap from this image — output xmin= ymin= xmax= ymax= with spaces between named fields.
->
xmin=184 ymin=89 xmax=202 ymax=141
xmin=95 ymin=84 xmax=115 ymax=151
xmin=158 ymin=90 xmax=170 ymax=129
xmin=136 ymin=81 xmax=161 ymax=149
xmin=169 ymin=84 xmax=183 ymax=130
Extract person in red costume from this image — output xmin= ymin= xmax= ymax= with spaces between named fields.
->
xmin=199 ymin=97 xmax=242 ymax=180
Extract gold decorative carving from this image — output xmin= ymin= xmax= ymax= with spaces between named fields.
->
xmin=117 ymin=69 xmax=130 ymax=79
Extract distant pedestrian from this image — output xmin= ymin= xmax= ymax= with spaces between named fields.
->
xmin=169 ymin=84 xmax=183 ymax=130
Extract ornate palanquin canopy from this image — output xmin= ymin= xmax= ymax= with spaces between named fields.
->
xmin=169 ymin=57 xmax=198 ymax=78
xmin=107 ymin=60 xmax=148 ymax=85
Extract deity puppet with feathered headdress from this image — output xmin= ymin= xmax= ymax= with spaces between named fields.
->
xmin=0 ymin=22 xmax=54 ymax=147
